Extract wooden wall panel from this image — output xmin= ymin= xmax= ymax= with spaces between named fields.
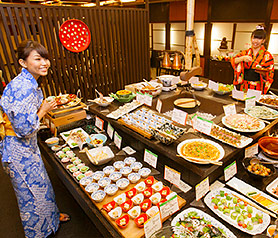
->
xmin=271 ymin=0 xmax=278 ymax=20
xmin=0 ymin=4 xmax=150 ymax=99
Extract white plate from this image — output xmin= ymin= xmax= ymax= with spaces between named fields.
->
xmin=222 ymin=114 xmax=265 ymax=133
xmin=266 ymin=177 xmax=278 ymax=199
xmin=257 ymin=94 xmax=278 ymax=110
xmin=86 ymin=146 xmax=114 ymax=165
xmin=177 ymin=139 xmax=225 ymax=164
xmin=227 ymin=177 xmax=278 ymax=214
xmin=244 ymin=106 xmax=278 ymax=120
xmin=171 ymin=207 xmax=236 ymax=238
xmin=209 ymin=124 xmax=253 ymax=148
xmin=204 ymin=188 xmax=270 ymax=235
xmin=60 ymin=128 xmax=89 ymax=148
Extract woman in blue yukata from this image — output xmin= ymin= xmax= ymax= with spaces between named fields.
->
xmin=0 ymin=40 xmax=69 ymax=238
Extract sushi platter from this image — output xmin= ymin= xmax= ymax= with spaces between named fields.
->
xmin=171 ymin=208 xmax=237 ymax=238
xmin=227 ymin=177 xmax=278 ymax=214
xmin=204 ymin=188 xmax=270 ymax=235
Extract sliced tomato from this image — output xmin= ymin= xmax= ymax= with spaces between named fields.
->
xmin=160 ymin=186 xmax=170 ymax=198
xmin=120 ymin=199 xmax=133 ymax=213
xmin=144 ymin=176 xmax=155 ymax=187
xmin=134 ymin=213 xmax=148 ymax=228
xmin=213 ymin=205 xmax=218 ymax=209
xmin=115 ymin=214 xmax=129 ymax=229
xmin=140 ymin=199 xmax=152 ymax=212
xmin=143 ymin=187 xmax=153 ymax=198
xmin=242 ymin=223 xmax=247 ymax=229
xmin=125 ymin=188 xmax=137 ymax=199
xmin=102 ymin=201 xmax=116 ymax=213
xmin=258 ymin=218 xmax=263 ymax=224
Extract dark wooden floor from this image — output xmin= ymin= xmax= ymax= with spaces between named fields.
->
xmin=0 ymin=156 xmax=104 ymax=238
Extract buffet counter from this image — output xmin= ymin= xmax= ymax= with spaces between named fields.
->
xmin=40 ymin=86 xmax=278 ymax=238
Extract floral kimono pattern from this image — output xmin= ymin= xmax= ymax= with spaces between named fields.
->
xmin=230 ymin=45 xmax=274 ymax=94
xmin=0 ymin=68 xmax=60 ymax=238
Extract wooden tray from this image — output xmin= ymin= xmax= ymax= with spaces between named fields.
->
xmin=48 ymin=102 xmax=86 ymax=117
xmin=80 ymin=178 xmax=186 ymax=238
xmin=118 ymin=119 xmax=153 ymax=139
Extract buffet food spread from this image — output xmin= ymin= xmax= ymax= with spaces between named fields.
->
xmin=43 ymin=79 xmax=278 ymax=238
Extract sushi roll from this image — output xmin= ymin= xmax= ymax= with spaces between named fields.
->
xmin=218 ymin=204 xmax=225 ymax=212
xmin=239 ymin=201 xmax=245 ymax=209
xmin=247 ymin=206 xmax=253 ymax=214
xmin=247 ymin=221 xmax=254 ymax=231
xmin=226 ymin=195 xmax=232 ymax=201
xmin=235 ymin=206 xmax=241 ymax=213
xmin=73 ymin=159 xmax=82 ymax=165
xmin=211 ymin=198 xmax=220 ymax=205
xmin=231 ymin=212 xmax=238 ymax=220
xmin=62 ymin=146 xmax=71 ymax=152
xmin=70 ymin=157 xmax=78 ymax=162
xmin=221 ymin=198 xmax=227 ymax=206
xmin=241 ymin=210 xmax=248 ymax=219
xmin=233 ymin=197 xmax=238 ymax=204
xmin=77 ymin=163 xmax=86 ymax=169
xmin=228 ymin=202 xmax=234 ymax=210
xmin=66 ymin=164 xmax=75 ymax=170
xmin=80 ymin=166 xmax=89 ymax=173
xmin=223 ymin=208 xmax=230 ymax=215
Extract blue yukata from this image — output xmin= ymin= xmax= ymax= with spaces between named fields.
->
xmin=0 ymin=68 xmax=60 ymax=238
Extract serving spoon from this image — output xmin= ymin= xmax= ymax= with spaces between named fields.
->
xmin=177 ymin=154 xmax=223 ymax=166
xmin=250 ymin=157 xmax=278 ymax=165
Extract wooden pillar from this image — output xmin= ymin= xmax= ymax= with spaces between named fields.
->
xmin=165 ymin=23 xmax=170 ymax=50
xmin=184 ymin=0 xmax=195 ymax=70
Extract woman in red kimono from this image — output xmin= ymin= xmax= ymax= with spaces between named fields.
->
xmin=230 ymin=25 xmax=274 ymax=94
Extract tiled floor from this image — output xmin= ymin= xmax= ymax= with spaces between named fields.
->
xmin=0 ymin=157 xmax=104 ymax=238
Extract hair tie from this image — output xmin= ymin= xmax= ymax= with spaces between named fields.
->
xmin=256 ymin=25 xmax=264 ymax=30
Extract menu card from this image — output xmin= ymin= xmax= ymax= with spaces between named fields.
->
xmin=136 ymin=92 xmax=145 ymax=104
xmin=164 ymin=165 xmax=181 ymax=187
xmin=245 ymin=96 xmax=256 ymax=109
xmin=114 ymin=131 xmax=122 ymax=149
xmin=245 ymin=143 xmax=258 ymax=158
xmin=224 ymin=161 xmax=237 ymax=181
xmin=144 ymin=212 xmax=162 ymax=238
xmin=107 ymin=123 xmax=114 ymax=139
xmin=95 ymin=116 xmax=104 ymax=130
xmin=232 ymin=88 xmax=244 ymax=100
xmin=172 ymin=108 xmax=188 ymax=126
xmin=247 ymin=89 xmax=261 ymax=101
xmin=208 ymin=80 xmax=219 ymax=90
xmin=144 ymin=149 xmax=158 ymax=168
xmin=223 ymin=104 xmax=236 ymax=116
xmin=156 ymin=98 xmax=162 ymax=113
xmin=159 ymin=195 xmax=180 ymax=220
xmin=195 ymin=177 xmax=210 ymax=201
xmin=144 ymin=93 xmax=153 ymax=107
xmin=193 ymin=116 xmax=213 ymax=135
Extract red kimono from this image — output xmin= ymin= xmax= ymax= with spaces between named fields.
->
xmin=230 ymin=46 xmax=274 ymax=94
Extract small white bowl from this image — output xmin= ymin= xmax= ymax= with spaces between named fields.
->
xmin=139 ymin=168 xmax=151 ymax=178
xmin=128 ymin=206 xmax=141 ymax=219
xmin=128 ymin=172 xmax=141 ymax=184
xmin=79 ymin=176 xmax=93 ymax=186
xmin=93 ymin=96 xmax=114 ymax=107
xmin=109 ymin=172 xmax=122 ymax=183
xmin=146 ymin=206 xmax=159 ymax=218
xmin=152 ymin=182 xmax=163 ymax=192
xmin=104 ymin=184 xmax=118 ymax=196
xmin=108 ymin=207 xmax=122 ymax=220
xmin=98 ymin=177 xmax=111 ymax=188
xmin=91 ymin=190 xmax=106 ymax=203
xmin=131 ymin=193 xmax=144 ymax=205
xmin=92 ymin=171 xmax=105 ymax=181
xmin=130 ymin=162 xmax=143 ymax=172
xmin=124 ymin=157 xmax=136 ymax=166
xmin=120 ymin=166 xmax=132 ymax=177
xmin=116 ymin=178 xmax=130 ymax=190
xmin=150 ymin=193 xmax=161 ymax=205
xmin=114 ymin=193 xmax=126 ymax=205
xmin=45 ymin=137 xmax=59 ymax=147
xmin=85 ymin=182 xmax=99 ymax=193
xmin=103 ymin=166 xmax=115 ymax=176
xmin=113 ymin=161 xmax=125 ymax=170
xmin=135 ymin=181 xmax=146 ymax=193
xmin=191 ymin=82 xmax=207 ymax=90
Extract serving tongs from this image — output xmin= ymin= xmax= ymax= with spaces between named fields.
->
xmin=176 ymin=154 xmax=223 ymax=166
xmin=178 ymin=83 xmax=198 ymax=107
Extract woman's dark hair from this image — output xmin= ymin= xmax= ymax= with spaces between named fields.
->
xmin=251 ymin=25 xmax=266 ymax=40
xmin=17 ymin=40 xmax=49 ymax=61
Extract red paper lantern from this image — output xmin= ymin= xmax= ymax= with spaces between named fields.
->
xmin=59 ymin=19 xmax=91 ymax=53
